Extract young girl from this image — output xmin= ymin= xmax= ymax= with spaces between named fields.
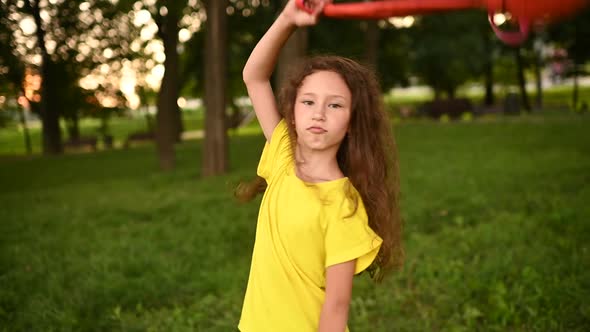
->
xmin=237 ymin=1 xmax=403 ymax=331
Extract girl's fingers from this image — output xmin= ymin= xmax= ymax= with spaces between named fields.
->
xmin=298 ymin=0 xmax=324 ymax=16
xmin=288 ymin=0 xmax=324 ymax=26
xmin=296 ymin=0 xmax=313 ymax=14
xmin=311 ymin=0 xmax=325 ymax=16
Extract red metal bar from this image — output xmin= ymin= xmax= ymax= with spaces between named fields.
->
xmin=298 ymin=0 xmax=588 ymax=22
xmin=322 ymin=0 xmax=482 ymax=19
xmin=296 ymin=0 xmax=589 ymax=46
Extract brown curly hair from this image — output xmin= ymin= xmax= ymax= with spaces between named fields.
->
xmin=236 ymin=55 xmax=404 ymax=281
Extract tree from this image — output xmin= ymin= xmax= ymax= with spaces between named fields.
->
xmin=532 ymin=31 xmax=546 ymax=110
xmin=308 ymin=17 xmax=364 ymax=58
xmin=376 ymin=21 xmax=413 ymax=90
xmin=180 ymin=1 xmax=274 ymax=176
xmin=548 ymin=8 xmax=590 ymax=110
xmin=276 ymin=0 xmax=308 ymax=88
xmin=482 ymin=28 xmax=497 ymax=106
xmin=363 ymin=0 xmax=379 ymax=69
xmin=182 ymin=0 xmax=274 ymax=116
xmin=0 ymin=1 xmax=31 ymax=153
xmin=23 ymin=0 xmax=62 ymax=154
xmin=129 ymin=0 xmax=204 ymax=170
xmin=202 ymin=0 xmax=229 ymax=176
xmin=513 ymin=45 xmax=532 ymax=111
xmin=154 ymin=1 xmax=183 ymax=170
xmin=410 ymin=11 xmax=487 ymax=99
xmin=7 ymin=0 xmax=139 ymax=154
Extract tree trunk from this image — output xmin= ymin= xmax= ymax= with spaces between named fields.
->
xmin=364 ymin=20 xmax=379 ymax=70
xmin=276 ymin=0 xmax=308 ymax=88
xmin=30 ymin=0 xmax=62 ymax=154
xmin=533 ymin=43 xmax=543 ymax=110
xmin=18 ymin=94 xmax=32 ymax=155
xmin=515 ymin=47 xmax=531 ymax=112
xmin=145 ymin=110 xmax=154 ymax=132
xmin=174 ymin=105 xmax=183 ymax=142
xmin=483 ymin=32 xmax=495 ymax=106
xmin=139 ymin=87 xmax=154 ymax=132
xmin=67 ymin=114 xmax=80 ymax=141
xmin=434 ymin=89 xmax=442 ymax=100
xmin=40 ymin=61 xmax=62 ymax=155
xmin=202 ymin=0 xmax=229 ymax=176
xmin=572 ymin=63 xmax=579 ymax=110
xmin=446 ymin=87 xmax=456 ymax=99
xmin=276 ymin=28 xmax=308 ymax=89
xmin=155 ymin=9 xmax=181 ymax=170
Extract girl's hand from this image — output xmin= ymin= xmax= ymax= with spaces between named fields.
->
xmin=280 ymin=0 xmax=328 ymax=27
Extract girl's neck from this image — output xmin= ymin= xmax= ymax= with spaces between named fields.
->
xmin=294 ymin=144 xmax=344 ymax=183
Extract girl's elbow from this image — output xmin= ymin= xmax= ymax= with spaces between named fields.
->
xmin=242 ymin=68 xmax=252 ymax=84
xmin=242 ymin=71 xmax=261 ymax=86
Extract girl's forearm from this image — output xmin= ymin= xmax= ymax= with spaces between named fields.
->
xmin=318 ymin=303 xmax=349 ymax=332
xmin=242 ymin=13 xmax=297 ymax=84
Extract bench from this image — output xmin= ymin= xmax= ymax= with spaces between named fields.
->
xmin=63 ymin=136 xmax=98 ymax=152
xmin=123 ymin=132 xmax=155 ymax=149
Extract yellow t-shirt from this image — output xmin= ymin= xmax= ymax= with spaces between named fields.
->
xmin=238 ymin=119 xmax=383 ymax=332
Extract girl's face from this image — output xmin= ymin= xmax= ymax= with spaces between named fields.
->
xmin=293 ymin=70 xmax=352 ymax=154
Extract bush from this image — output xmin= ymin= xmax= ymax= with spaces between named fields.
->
xmin=0 ymin=108 xmax=17 ymax=128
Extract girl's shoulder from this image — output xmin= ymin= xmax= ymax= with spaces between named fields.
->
xmin=320 ymin=180 xmax=366 ymax=218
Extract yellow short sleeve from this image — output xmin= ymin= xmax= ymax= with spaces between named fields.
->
xmin=257 ymin=119 xmax=292 ymax=182
xmin=324 ymin=197 xmax=383 ymax=274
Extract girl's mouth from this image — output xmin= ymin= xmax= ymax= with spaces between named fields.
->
xmin=307 ymin=126 xmax=327 ymax=134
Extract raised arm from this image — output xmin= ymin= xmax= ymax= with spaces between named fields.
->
xmin=242 ymin=0 xmax=326 ymax=141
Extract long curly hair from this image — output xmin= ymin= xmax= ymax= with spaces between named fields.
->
xmin=236 ymin=55 xmax=404 ymax=281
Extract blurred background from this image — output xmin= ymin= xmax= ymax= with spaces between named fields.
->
xmin=1 ymin=0 xmax=589 ymax=331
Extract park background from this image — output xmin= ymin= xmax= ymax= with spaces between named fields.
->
xmin=1 ymin=0 xmax=589 ymax=331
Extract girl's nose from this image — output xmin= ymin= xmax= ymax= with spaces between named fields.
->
xmin=312 ymin=103 xmax=326 ymax=121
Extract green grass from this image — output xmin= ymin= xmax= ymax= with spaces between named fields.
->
xmin=385 ymin=85 xmax=590 ymax=119
xmin=1 ymin=113 xmax=590 ymax=331
xmin=0 ymin=110 xmax=205 ymax=155
xmin=3 ymin=85 xmax=589 ymax=156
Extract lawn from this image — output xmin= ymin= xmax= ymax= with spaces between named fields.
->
xmin=384 ymin=85 xmax=590 ymax=116
xmin=1 ymin=112 xmax=589 ymax=331
xmin=2 ymin=84 xmax=590 ymax=156
xmin=0 ymin=110 xmax=205 ymax=155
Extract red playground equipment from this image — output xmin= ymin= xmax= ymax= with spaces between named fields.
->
xmin=296 ymin=0 xmax=589 ymax=46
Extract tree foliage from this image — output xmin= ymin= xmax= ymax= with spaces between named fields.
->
xmin=409 ymin=11 xmax=488 ymax=98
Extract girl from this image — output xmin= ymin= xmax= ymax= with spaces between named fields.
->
xmin=237 ymin=1 xmax=403 ymax=331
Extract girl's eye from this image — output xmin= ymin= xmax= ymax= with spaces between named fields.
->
xmin=302 ymin=100 xmax=314 ymax=106
xmin=329 ymin=103 xmax=343 ymax=109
